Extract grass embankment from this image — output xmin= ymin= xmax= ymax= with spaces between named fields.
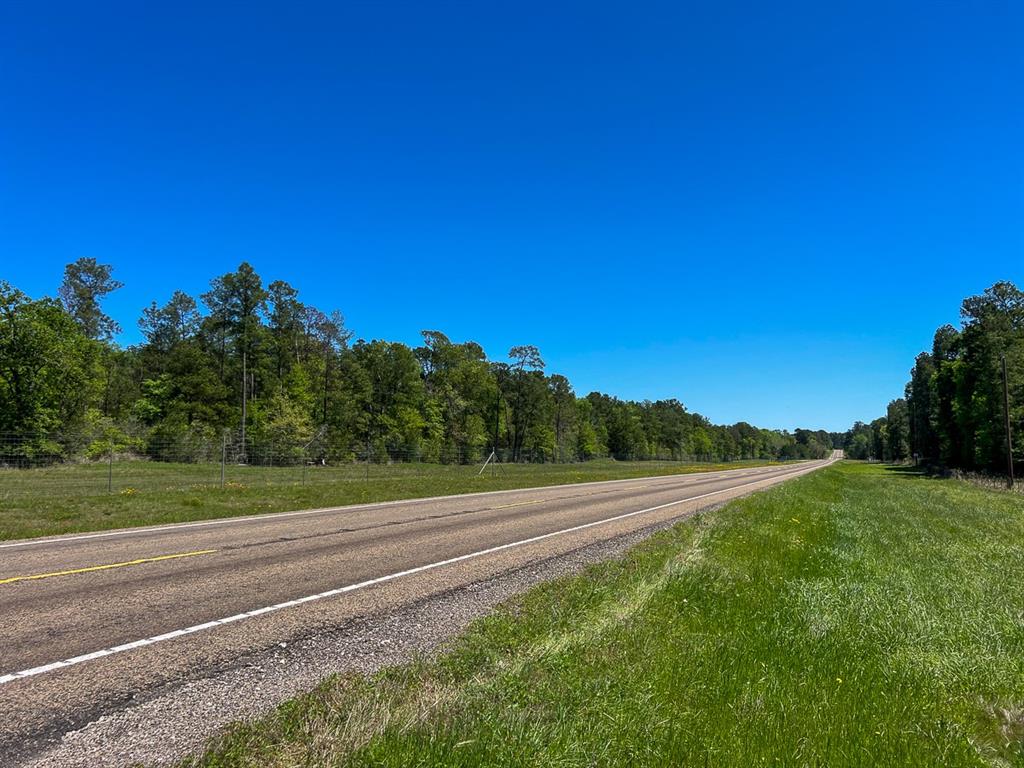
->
xmin=188 ymin=463 xmax=1024 ymax=767
xmin=0 ymin=459 xmax=772 ymax=541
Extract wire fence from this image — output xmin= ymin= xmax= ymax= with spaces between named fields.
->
xmin=0 ymin=430 xmax=765 ymax=499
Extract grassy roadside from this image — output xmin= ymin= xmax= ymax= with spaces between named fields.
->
xmin=186 ymin=462 xmax=1024 ymax=767
xmin=0 ymin=459 xmax=773 ymax=541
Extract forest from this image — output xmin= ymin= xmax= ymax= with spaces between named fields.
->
xmin=840 ymin=281 xmax=1023 ymax=474
xmin=0 ymin=259 xmax=833 ymax=466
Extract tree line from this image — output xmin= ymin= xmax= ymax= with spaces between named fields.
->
xmin=0 ymin=259 xmax=834 ymax=465
xmin=839 ymin=281 xmax=1022 ymax=473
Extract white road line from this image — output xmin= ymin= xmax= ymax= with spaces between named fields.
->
xmin=0 ymin=463 xmax=808 ymax=550
xmin=0 ymin=460 xmax=830 ymax=686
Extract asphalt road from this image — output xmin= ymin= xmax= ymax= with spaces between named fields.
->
xmin=0 ymin=456 xmax=836 ymax=763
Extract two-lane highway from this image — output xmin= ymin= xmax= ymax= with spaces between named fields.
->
xmin=0 ymin=457 xmax=836 ymax=764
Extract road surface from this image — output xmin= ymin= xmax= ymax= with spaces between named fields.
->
xmin=0 ymin=456 xmax=835 ymax=764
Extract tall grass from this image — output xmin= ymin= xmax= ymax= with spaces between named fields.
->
xmin=188 ymin=463 xmax=1024 ymax=767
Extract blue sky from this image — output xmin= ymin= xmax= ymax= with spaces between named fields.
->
xmin=1 ymin=1 xmax=1021 ymax=432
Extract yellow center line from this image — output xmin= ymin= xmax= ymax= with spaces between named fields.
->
xmin=492 ymin=484 xmax=653 ymax=510
xmin=490 ymin=500 xmax=546 ymax=510
xmin=0 ymin=549 xmax=217 ymax=585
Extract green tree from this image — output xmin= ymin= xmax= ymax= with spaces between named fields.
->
xmin=59 ymin=257 xmax=123 ymax=340
xmin=351 ymin=340 xmax=427 ymax=456
xmin=305 ymin=307 xmax=351 ymax=424
xmin=139 ymin=290 xmax=200 ymax=354
xmin=884 ymin=399 xmax=910 ymax=461
xmin=548 ymin=375 xmax=576 ymax=462
xmin=906 ymin=352 xmax=936 ymax=461
xmin=501 ymin=346 xmax=547 ymax=461
xmin=416 ymin=331 xmax=493 ymax=461
xmin=201 ymin=261 xmax=268 ymax=386
xmin=958 ymin=282 xmax=1024 ymax=471
xmin=0 ymin=282 xmax=94 ymax=436
xmin=267 ymin=280 xmax=304 ymax=381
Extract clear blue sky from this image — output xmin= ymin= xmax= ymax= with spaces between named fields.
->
xmin=1 ymin=2 xmax=1021 ymax=432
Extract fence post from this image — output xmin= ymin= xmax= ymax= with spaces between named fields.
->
xmin=220 ymin=432 xmax=226 ymax=489
xmin=108 ymin=444 xmax=113 ymax=493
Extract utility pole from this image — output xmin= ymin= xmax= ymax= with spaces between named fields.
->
xmin=475 ymin=388 xmax=504 ymax=478
xmin=323 ymin=356 xmax=330 ymax=424
xmin=241 ymin=349 xmax=247 ymax=463
xmin=1002 ymin=355 xmax=1014 ymax=488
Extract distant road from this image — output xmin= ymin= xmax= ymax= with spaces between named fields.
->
xmin=1 ymin=456 xmax=836 ymax=762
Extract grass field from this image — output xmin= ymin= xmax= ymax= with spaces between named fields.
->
xmin=186 ymin=462 xmax=1024 ymax=767
xmin=0 ymin=458 xmax=773 ymax=541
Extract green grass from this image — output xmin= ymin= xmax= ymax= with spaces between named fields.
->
xmin=185 ymin=463 xmax=1024 ymax=767
xmin=0 ymin=458 xmax=772 ymax=541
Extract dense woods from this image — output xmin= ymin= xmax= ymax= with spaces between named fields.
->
xmin=840 ymin=281 xmax=1022 ymax=474
xmin=0 ymin=259 xmax=832 ymax=465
